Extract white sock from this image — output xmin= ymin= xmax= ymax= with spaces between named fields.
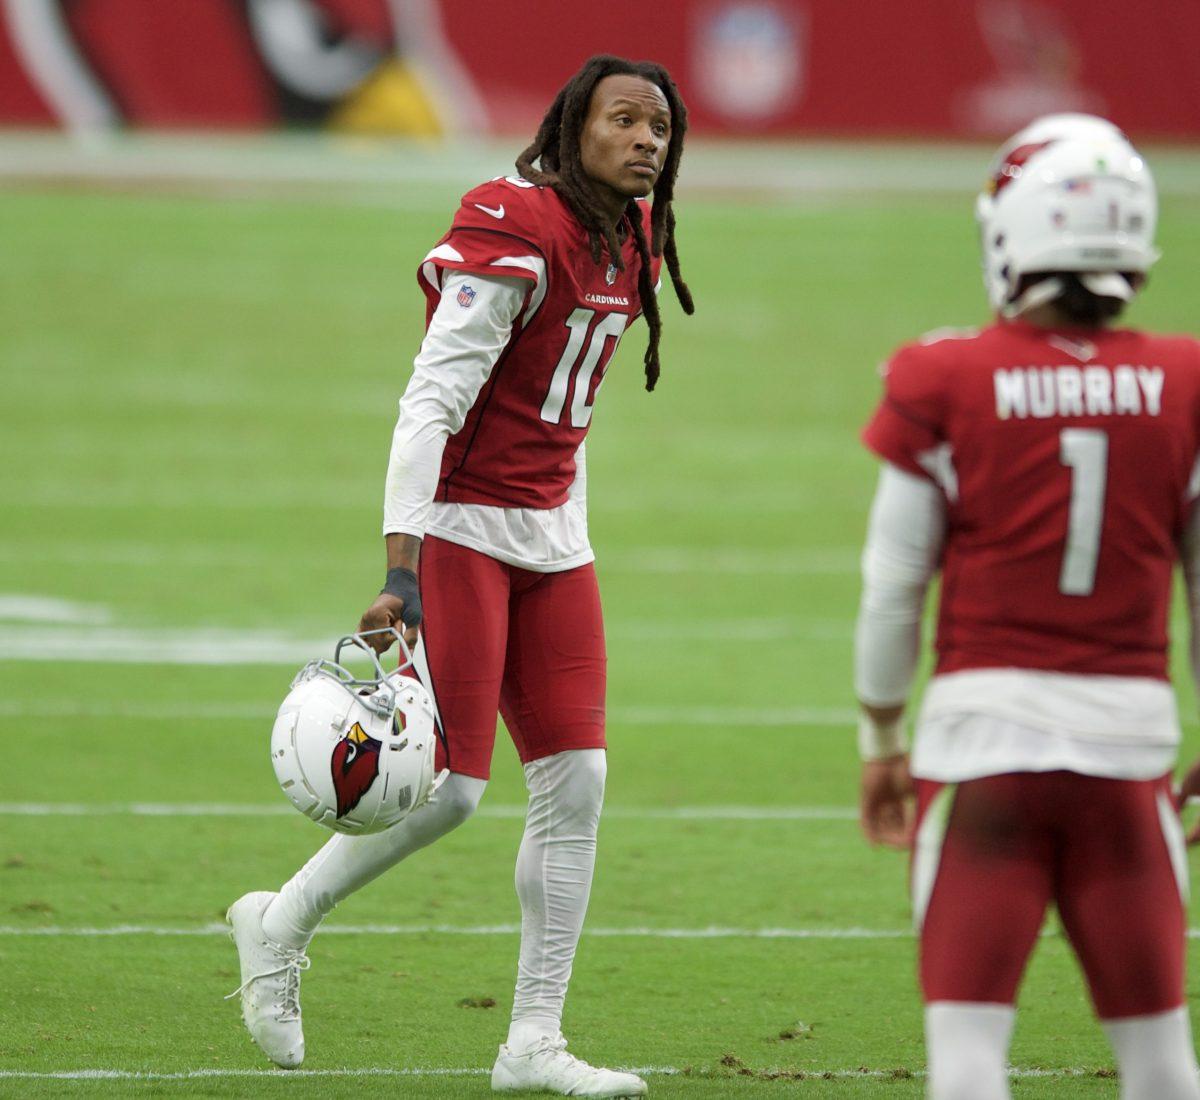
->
xmin=260 ymin=772 xmax=486 ymax=949
xmin=925 ymin=1002 xmax=1014 ymax=1100
xmin=507 ymin=748 xmax=606 ymax=1051
xmin=1104 ymin=1006 xmax=1200 ymax=1100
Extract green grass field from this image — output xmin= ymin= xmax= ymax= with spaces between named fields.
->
xmin=4 ymin=143 xmax=1200 ymax=1097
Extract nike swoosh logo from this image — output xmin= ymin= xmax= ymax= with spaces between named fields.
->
xmin=474 ymin=203 xmax=505 ymax=219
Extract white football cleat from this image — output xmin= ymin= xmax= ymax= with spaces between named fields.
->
xmin=225 ymin=891 xmax=309 ymax=1068
xmin=491 ymin=1034 xmax=648 ymax=1097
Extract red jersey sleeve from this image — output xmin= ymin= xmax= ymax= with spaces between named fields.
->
xmin=417 ymin=178 xmax=548 ymax=307
xmin=861 ymin=342 xmax=948 ymax=482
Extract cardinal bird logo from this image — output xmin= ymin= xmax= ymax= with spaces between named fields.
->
xmin=987 ymin=141 xmax=1054 ymax=197
xmin=330 ymin=722 xmax=382 ymax=818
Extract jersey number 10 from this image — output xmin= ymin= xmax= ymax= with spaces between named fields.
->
xmin=540 ymin=308 xmax=629 ymax=428
xmin=1059 ymin=428 xmax=1108 ymax=597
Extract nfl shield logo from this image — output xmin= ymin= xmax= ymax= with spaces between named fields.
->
xmin=457 ymin=284 xmax=477 ymax=308
xmin=605 ymin=263 xmax=618 ymax=286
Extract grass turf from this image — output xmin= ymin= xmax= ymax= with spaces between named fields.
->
xmin=3 ymin=159 xmax=1200 ymax=1097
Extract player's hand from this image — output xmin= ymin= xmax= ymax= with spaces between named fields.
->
xmin=357 ymin=593 xmax=417 ymax=654
xmin=860 ymin=755 xmax=915 ymax=850
xmin=1177 ymin=756 xmax=1200 ymax=844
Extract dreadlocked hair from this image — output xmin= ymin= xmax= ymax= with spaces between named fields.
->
xmin=516 ymin=54 xmax=693 ymax=392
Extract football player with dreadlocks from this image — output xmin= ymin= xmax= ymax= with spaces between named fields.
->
xmin=227 ymin=55 xmax=692 ymax=1097
xmin=855 ymin=116 xmax=1200 ymax=1100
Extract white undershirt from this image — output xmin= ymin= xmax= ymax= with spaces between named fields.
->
xmin=856 ymin=462 xmax=1200 ymax=781
xmin=383 ymin=271 xmax=593 ymax=573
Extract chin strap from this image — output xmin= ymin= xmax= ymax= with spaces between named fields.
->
xmin=1001 ymin=274 xmax=1065 ymax=318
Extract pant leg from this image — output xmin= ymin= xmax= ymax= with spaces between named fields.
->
xmin=498 ymin=562 xmax=606 ymax=765
xmin=1053 ymin=773 xmax=1188 ymax=1019
xmin=915 ymin=775 xmax=1054 ymax=1005
xmin=411 ymin=535 xmax=512 ymax=780
xmin=915 ymin=774 xmax=1056 ymax=1100
xmin=496 ymin=564 xmax=608 ymax=1044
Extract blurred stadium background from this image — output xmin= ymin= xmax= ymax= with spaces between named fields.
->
xmin=3 ymin=2 xmax=1200 ymax=1097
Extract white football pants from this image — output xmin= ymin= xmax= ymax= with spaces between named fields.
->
xmin=260 ymin=747 xmax=606 ymax=1044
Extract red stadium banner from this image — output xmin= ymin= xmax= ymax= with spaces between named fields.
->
xmin=1 ymin=0 xmax=1198 ymax=140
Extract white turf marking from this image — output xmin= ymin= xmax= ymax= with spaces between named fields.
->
xmin=0 ymin=923 xmax=907 ymax=939
xmin=0 ymin=697 xmax=857 ymax=726
xmin=0 ymin=1066 xmax=1112 ymax=1081
xmin=0 ymin=541 xmax=855 ymax=573
xmin=8 ymin=921 xmax=1200 ymax=941
xmin=0 ymin=619 xmax=852 ymax=665
xmin=0 ymin=594 xmax=111 ymax=625
xmin=0 ymin=802 xmax=858 ymax=821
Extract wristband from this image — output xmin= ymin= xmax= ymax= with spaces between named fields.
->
xmin=857 ymin=712 xmax=908 ymax=762
xmin=381 ymin=567 xmax=422 ymax=628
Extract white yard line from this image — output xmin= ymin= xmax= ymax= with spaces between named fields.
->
xmin=0 ymin=1066 xmax=1113 ymax=1081
xmin=0 ymin=616 xmax=854 ymax=665
xmin=0 ymin=595 xmax=111 ymax=624
xmin=0 ymin=697 xmax=856 ymax=724
xmin=5 ymin=921 xmax=1200 ymax=941
xmin=0 ymin=802 xmax=858 ymax=821
xmin=0 ymin=923 xmax=908 ymax=938
xmin=0 ymin=540 xmax=856 ymax=571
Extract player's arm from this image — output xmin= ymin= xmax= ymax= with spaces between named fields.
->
xmin=1175 ymin=496 xmax=1200 ymax=839
xmin=854 ymin=462 xmax=945 ymax=848
xmin=358 ymin=271 xmax=528 ymax=652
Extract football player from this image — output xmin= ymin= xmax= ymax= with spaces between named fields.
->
xmin=227 ymin=54 xmax=693 ymax=1097
xmin=855 ymin=119 xmax=1200 ymax=1100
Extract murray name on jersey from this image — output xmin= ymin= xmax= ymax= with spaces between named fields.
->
xmin=993 ymin=364 xmax=1164 ymax=420
xmin=863 ymin=321 xmax=1200 ymax=681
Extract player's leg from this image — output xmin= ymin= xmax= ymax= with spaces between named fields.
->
xmin=915 ymin=774 xmax=1055 ymax=1100
xmin=1054 ymin=774 xmax=1200 ymax=1100
xmin=228 ymin=537 xmax=510 ymax=1067
xmin=490 ymin=565 xmax=642 ymax=1097
xmin=509 ymin=748 xmax=607 ymax=1043
xmin=260 ymin=538 xmax=510 ymax=943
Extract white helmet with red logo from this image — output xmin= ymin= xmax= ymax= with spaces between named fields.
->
xmin=976 ymin=119 xmax=1159 ymax=315
xmin=270 ymin=630 xmax=442 ymax=835
xmin=975 ymin=113 xmax=1128 ymax=227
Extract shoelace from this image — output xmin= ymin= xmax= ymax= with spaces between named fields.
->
xmin=524 ymin=1036 xmax=606 ymax=1086
xmin=224 ymin=950 xmax=311 ymax=1021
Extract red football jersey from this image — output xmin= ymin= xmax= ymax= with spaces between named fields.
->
xmin=417 ymin=176 xmax=661 ymax=509
xmin=863 ymin=320 xmax=1200 ymax=679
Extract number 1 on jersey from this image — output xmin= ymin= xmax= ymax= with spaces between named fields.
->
xmin=1059 ymin=428 xmax=1108 ymax=596
xmin=540 ymin=308 xmax=628 ymax=428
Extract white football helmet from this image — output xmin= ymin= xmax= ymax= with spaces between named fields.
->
xmin=270 ymin=629 xmax=442 ymax=835
xmin=975 ymin=113 xmax=1127 ymax=226
xmin=977 ymin=124 xmax=1159 ymax=315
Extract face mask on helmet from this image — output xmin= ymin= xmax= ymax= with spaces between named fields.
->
xmin=976 ymin=128 xmax=1159 ymax=316
xmin=270 ymin=629 xmax=445 ymax=835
